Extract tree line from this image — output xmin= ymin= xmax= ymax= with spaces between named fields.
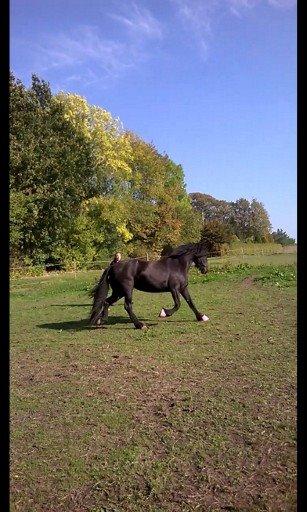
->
xmin=10 ymin=73 xmax=295 ymax=268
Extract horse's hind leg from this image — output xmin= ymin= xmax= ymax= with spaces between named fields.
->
xmin=124 ymin=294 xmax=147 ymax=330
xmin=96 ymin=292 xmax=122 ymax=326
xmin=159 ymin=289 xmax=180 ymax=318
xmin=180 ymin=286 xmax=209 ymax=322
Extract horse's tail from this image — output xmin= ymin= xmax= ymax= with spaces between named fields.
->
xmin=89 ymin=266 xmax=111 ymax=325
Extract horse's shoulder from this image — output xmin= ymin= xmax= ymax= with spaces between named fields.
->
xmin=136 ymin=259 xmax=150 ymax=270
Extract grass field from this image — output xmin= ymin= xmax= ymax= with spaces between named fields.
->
xmin=10 ymin=254 xmax=297 ymax=512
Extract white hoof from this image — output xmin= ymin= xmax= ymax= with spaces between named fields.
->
xmin=159 ymin=308 xmax=167 ymax=318
xmin=201 ymin=314 xmax=209 ymax=322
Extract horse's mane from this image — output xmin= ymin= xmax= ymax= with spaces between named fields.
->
xmin=161 ymin=242 xmax=207 ymax=259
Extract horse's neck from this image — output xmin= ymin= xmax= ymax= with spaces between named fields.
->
xmin=179 ymin=254 xmax=193 ymax=273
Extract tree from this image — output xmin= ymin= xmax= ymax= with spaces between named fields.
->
xmin=126 ymin=134 xmax=196 ymax=255
xmin=31 ymin=74 xmax=52 ymax=108
xmin=189 ymin=192 xmax=231 ymax=224
xmin=190 ymin=192 xmax=249 ymax=248
xmin=271 ymin=229 xmax=295 ymax=246
xmin=10 ymin=74 xmax=198 ymax=263
xmin=54 ymin=93 xmax=134 ymax=195
xmin=193 ymin=195 xmax=270 ymax=242
xmin=11 ymin=72 xmax=234 ymax=266
xmin=179 ymin=205 xmax=203 ymax=245
xmin=201 ymin=220 xmax=232 ymax=256
xmin=228 ymin=198 xmax=253 ymax=240
xmin=10 ymin=74 xmax=95 ymax=263
xmin=249 ymin=199 xmax=272 ymax=242
xmin=10 ymin=190 xmax=27 ymax=262
xmin=190 ymin=192 xmax=272 ymax=243
xmin=228 ymin=198 xmax=271 ymax=242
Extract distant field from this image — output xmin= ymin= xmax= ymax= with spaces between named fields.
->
xmin=10 ymin=249 xmax=297 ymax=278
xmin=208 ymin=252 xmax=297 ymax=269
xmin=10 ymin=257 xmax=297 ymax=511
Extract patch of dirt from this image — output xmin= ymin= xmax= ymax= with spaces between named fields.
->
xmin=241 ymin=276 xmax=255 ymax=288
xmin=10 ymin=310 xmax=296 ymax=512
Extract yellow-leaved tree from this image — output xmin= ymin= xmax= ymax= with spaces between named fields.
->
xmin=52 ymin=93 xmax=135 ymax=263
xmin=55 ymin=93 xmax=134 ymax=192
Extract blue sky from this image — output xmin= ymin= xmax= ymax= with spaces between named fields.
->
xmin=10 ymin=0 xmax=297 ymax=238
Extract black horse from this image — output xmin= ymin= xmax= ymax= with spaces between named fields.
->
xmin=90 ymin=242 xmax=209 ymax=330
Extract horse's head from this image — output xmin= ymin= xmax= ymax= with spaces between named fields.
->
xmin=193 ymin=245 xmax=208 ymax=274
xmin=162 ymin=242 xmax=209 ymax=273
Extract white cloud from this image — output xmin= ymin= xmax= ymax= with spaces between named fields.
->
xmin=110 ymin=2 xmax=163 ymax=39
xmin=228 ymin=0 xmax=296 ymax=14
xmin=19 ymin=2 xmax=163 ymax=87
xmin=13 ymin=0 xmax=296 ymax=87
xmin=267 ymin=0 xmax=297 ymax=7
xmin=171 ymin=0 xmax=296 ymax=57
xmin=227 ymin=0 xmax=259 ymax=17
xmin=171 ymin=0 xmax=216 ymax=58
xmin=34 ymin=25 xmax=138 ymax=78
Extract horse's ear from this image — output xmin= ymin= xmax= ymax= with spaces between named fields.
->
xmin=161 ymin=244 xmax=173 ymax=257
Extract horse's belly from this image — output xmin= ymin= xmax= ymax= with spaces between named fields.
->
xmin=134 ymin=278 xmax=169 ymax=293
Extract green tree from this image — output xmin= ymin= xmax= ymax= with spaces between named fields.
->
xmin=228 ymin=198 xmax=271 ymax=242
xmin=127 ymin=135 xmax=196 ymax=254
xmin=249 ymin=199 xmax=272 ymax=242
xmin=10 ymin=190 xmax=27 ymax=262
xmin=228 ymin=198 xmax=253 ymax=240
xmin=201 ymin=220 xmax=232 ymax=256
xmin=190 ymin=192 xmax=272 ymax=243
xmin=10 ymin=73 xmax=94 ymax=263
xmin=271 ymin=229 xmax=295 ymax=246
xmin=189 ymin=192 xmax=231 ymax=224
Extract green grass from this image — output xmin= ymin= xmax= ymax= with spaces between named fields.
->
xmin=225 ymin=242 xmax=284 ymax=255
xmin=208 ymin=252 xmax=296 ymax=268
xmin=10 ymin=254 xmax=297 ymax=512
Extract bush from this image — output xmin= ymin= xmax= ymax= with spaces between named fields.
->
xmin=11 ymin=265 xmax=45 ymax=278
xmin=201 ymin=220 xmax=232 ymax=256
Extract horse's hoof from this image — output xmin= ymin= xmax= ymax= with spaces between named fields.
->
xmin=136 ymin=323 xmax=148 ymax=330
xmin=159 ymin=309 xmax=167 ymax=318
xmin=198 ymin=314 xmax=209 ymax=322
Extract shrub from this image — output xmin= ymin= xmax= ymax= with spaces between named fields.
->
xmin=201 ymin=220 xmax=232 ymax=256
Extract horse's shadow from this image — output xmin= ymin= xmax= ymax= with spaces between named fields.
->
xmin=38 ymin=316 xmax=157 ymax=331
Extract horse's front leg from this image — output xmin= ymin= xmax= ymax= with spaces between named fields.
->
xmin=180 ymin=286 xmax=209 ymax=322
xmin=159 ymin=289 xmax=180 ymax=318
xmin=124 ymin=294 xmax=147 ymax=330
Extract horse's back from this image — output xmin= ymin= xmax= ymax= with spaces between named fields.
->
xmin=134 ymin=259 xmax=172 ymax=292
xmin=109 ymin=258 xmax=140 ymax=279
xmin=109 ymin=257 xmax=185 ymax=293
